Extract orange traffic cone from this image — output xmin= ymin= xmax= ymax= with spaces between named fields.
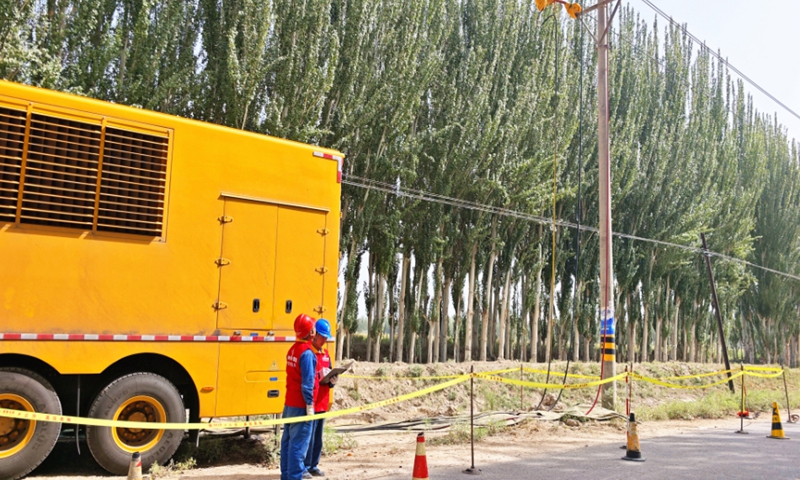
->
xmin=621 ymin=413 xmax=645 ymax=462
xmin=767 ymin=402 xmax=790 ymax=440
xmin=127 ymin=452 xmax=143 ymax=480
xmin=412 ymin=432 xmax=429 ymax=480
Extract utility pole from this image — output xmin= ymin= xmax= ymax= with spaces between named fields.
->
xmin=579 ymin=0 xmax=618 ymax=410
xmin=539 ymin=0 xmax=619 ymax=410
xmin=596 ymin=0 xmax=615 ymax=411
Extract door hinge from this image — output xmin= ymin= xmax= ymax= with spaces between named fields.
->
xmin=218 ymin=215 xmax=234 ymax=224
xmin=317 ymin=228 xmax=330 ymax=236
xmin=215 ymin=258 xmax=231 ymax=266
xmin=313 ymin=306 xmax=327 ymax=314
xmin=315 ymin=266 xmax=329 ymax=274
xmin=213 ymin=302 xmax=228 ymax=311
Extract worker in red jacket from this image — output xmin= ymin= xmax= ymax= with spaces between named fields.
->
xmin=281 ymin=314 xmax=318 ymax=480
xmin=304 ymin=318 xmax=337 ymax=477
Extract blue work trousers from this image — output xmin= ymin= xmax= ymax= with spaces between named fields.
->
xmin=280 ymin=406 xmax=313 ymax=480
xmin=304 ymin=416 xmax=325 ymax=472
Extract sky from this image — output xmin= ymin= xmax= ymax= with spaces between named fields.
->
xmin=625 ymin=0 xmax=800 ymax=143
xmin=347 ymin=0 xmax=800 ymax=323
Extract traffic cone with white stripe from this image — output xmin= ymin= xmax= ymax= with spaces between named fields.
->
xmin=767 ymin=402 xmax=790 ymax=440
xmin=621 ymin=413 xmax=645 ymax=462
xmin=127 ymin=452 xmax=143 ymax=480
xmin=412 ymin=432 xmax=429 ymax=480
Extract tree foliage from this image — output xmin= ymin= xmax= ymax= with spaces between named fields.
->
xmin=4 ymin=1 xmax=799 ymax=366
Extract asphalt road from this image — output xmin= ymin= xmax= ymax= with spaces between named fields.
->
xmin=379 ymin=418 xmax=800 ymax=480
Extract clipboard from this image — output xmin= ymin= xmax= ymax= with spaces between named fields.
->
xmin=321 ymin=360 xmax=353 ymax=384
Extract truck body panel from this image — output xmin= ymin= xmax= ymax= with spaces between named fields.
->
xmin=0 ymin=80 xmax=341 ymax=418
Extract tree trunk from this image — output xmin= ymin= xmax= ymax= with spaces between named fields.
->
xmin=441 ymin=271 xmax=452 ymax=362
xmin=481 ymin=221 xmax=497 ymax=361
xmin=641 ymin=299 xmax=649 ymax=363
xmin=671 ymin=295 xmax=681 ymax=362
xmin=572 ymin=306 xmax=580 ymax=362
xmin=627 ymin=293 xmax=635 ymax=364
xmin=366 ymin=255 xmax=375 ymax=362
xmin=497 ymin=268 xmax=512 ymax=361
xmin=530 ymin=259 xmax=542 ymax=362
xmin=465 ymin=243 xmax=477 ymax=362
xmin=654 ymin=314 xmax=662 ymax=363
xmin=373 ymin=273 xmax=385 ymax=362
xmin=411 ymin=261 xmax=425 ymax=364
xmin=453 ymin=283 xmax=462 ymax=363
xmin=428 ymin=258 xmax=443 ymax=364
xmin=396 ymin=253 xmax=410 ymax=363
xmin=520 ymin=273 xmax=529 ymax=362
xmin=336 ymin=253 xmax=353 ymax=361
xmin=583 ymin=334 xmax=590 ymax=362
xmin=545 ymin=270 xmax=554 ymax=365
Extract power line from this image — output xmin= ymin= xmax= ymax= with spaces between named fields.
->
xmin=638 ymin=0 xmax=800 ymax=123
xmin=343 ymin=174 xmax=800 ymax=282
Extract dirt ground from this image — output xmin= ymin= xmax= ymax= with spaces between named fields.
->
xmin=31 ymin=418 xmax=740 ymax=479
xmin=28 ymin=360 xmax=789 ymax=479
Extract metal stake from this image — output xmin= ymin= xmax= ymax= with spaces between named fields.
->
xmin=520 ymin=364 xmax=524 ymax=411
xmin=736 ymin=365 xmax=747 ymax=434
xmin=700 ymin=233 xmax=735 ymax=393
xmin=781 ymin=364 xmax=795 ymax=423
xmin=464 ymin=365 xmax=480 ymax=475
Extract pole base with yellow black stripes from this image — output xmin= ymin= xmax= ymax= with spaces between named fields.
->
xmin=767 ymin=402 xmax=790 ymax=440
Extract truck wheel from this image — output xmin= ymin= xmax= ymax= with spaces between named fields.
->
xmin=86 ymin=373 xmax=186 ymax=475
xmin=0 ymin=368 xmax=62 ymax=480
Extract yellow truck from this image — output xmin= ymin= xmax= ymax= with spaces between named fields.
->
xmin=0 ymin=80 xmax=342 ymax=478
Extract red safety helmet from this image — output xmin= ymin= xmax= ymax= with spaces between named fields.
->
xmin=294 ymin=314 xmax=316 ymax=339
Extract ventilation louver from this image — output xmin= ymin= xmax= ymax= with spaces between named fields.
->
xmin=0 ymin=106 xmax=169 ymax=238
xmin=21 ymin=113 xmax=101 ymax=229
xmin=0 ymin=107 xmax=26 ymax=222
xmin=98 ymin=128 xmax=168 ymax=236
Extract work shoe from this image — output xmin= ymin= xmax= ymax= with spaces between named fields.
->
xmin=308 ymin=468 xmax=325 ymax=477
xmin=302 ymin=472 xmax=313 ymax=479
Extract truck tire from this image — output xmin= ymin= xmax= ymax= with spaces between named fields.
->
xmin=86 ymin=373 xmax=186 ymax=475
xmin=0 ymin=368 xmax=62 ymax=480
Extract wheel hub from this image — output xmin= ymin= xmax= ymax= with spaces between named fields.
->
xmin=0 ymin=396 xmax=34 ymax=457
xmin=112 ymin=396 xmax=166 ymax=452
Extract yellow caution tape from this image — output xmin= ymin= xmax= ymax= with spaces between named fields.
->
xmin=660 ymin=369 xmax=733 ymax=380
xmin=476 ymin=367 xmax=521 ymax=376
xmin=629 ymin=371 xmax=745 ymax=389
xmin=0 ymin=375 xmax=470 ymax=430
xmin=477 ymin=372 xmax=627 ymax=390
xmin=341 ymin=374 xmax=466 ymax=380
xmin=523 ymin=367 xmax=600 ymax=380
xmin=342 ymin=367 xmax=517 ymax=381
xmin=742 ymin=370 xmax=784 ymax=378
xmin=743 ymin=365 xmax=783 ymax=372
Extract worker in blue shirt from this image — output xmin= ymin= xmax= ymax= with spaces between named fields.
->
xmin=281 ymin=314 xmax=318 ymax=480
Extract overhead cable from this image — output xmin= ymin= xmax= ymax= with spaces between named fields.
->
xmin=342 ymin=174 xmax=800 ymax=282
xmin=640 ymin=0 xmax=800 ymax=123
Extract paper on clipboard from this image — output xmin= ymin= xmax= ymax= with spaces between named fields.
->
xmin=321 ymin=361 xmax=353 ymax=384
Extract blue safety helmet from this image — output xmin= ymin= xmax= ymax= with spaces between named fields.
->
xmin=315 ymin=318 xmax=333 ymax=340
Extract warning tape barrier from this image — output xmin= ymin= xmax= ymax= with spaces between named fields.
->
xmin=0 ymin=375 xmax=470 ymax=430
xmin=523 ymin=368 xmax=601 ymax=380
xmin=341 ymin=367 xmax=519 ymax=381
xmin=659 ymin=369 xmax=733 ymax=380
xmin=0 ymin=367 xmax=786 ymax=430
xmin=476 ymin=372 xmax=628 ymax=390
xmin=342 ymin=374 xmax=465 ymax=380
xmin=743 ymin=365 xmax=783 ymax=372
xmin=628 ymin=371 xmax=745 ymax=389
